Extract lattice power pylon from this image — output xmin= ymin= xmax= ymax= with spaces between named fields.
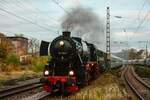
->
xmin=106 ymin=7 xmax=111 ymax=70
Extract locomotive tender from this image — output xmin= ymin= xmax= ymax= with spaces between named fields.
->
xmin=40 ymin=31 xmax=106 ymax=93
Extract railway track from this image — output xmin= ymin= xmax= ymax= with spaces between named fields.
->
xmin=22 ymin=89 xmax=61 ymax=100
xmin=22 ymin=91 xmax=50 ymax=100
xmin=0 ymin=78 xmax=42 ymax=98
xmin=124 ymin=66 xmax=150 ymax=100
xmin=131 ymin=67 xmax=150 ymax=89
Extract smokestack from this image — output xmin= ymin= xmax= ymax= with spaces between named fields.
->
xmin=62 ymin=31 xmax=71 ymax=37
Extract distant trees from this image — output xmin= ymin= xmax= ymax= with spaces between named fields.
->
xmin=125 ymin=48 xmax=144 ymax=60
xmin=127 ymin=49 xmax=136 ymax=59
xmin=115 ymin=48 xmax=145 ymax=60
xmin=14 ymin=33 xmax=24 ymax=37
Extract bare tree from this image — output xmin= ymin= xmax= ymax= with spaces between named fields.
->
xmin=28 ymin=38 xmax=40 ymax=56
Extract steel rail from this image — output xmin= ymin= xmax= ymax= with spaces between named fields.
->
xmin=0 ymin=78 xmax=41 ymax=98
xmin=124 ymin=66 xmax=150 ymax=100
xmin=22 ymin=91 xmax=50 ymax=100
xmin=131 ymin=67 xmax=150 ymax=89
xmin=22 ymin=89 xmax=59 ymax=100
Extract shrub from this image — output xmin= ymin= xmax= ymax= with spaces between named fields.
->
xmin=0 ymin=45 xmax=7 ymax=61
xmin=31 ymin=56 xmax=48 ymax=72
xmin=0 ymin=53 xmax=20 ymax=71
xmin=5 ymin=54 xmax=20 ymax=69
xmin=5 ymin=53 xmax=20 ymax=66
xmin=32 ymin=63 xmax=44 ymax=72
xmin=135 ymin=66 xmax=150 ymax=78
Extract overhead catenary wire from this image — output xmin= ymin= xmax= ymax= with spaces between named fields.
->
xmin=51 ymin=0 xmax=71 ymax=16
xmin=0 ymin=0 xmax=57 ymax=32
xmin=0 ymin=0 xmax=25 ymax=14
xmin=134 ymin=0 xmax=150 ymax=33
xmin=2 ymin=0 xmax=58 ymax=24
xmin=127 ymin=0 xmax=150 ymax=48
xmin=15 ymin=0 xmax=59 ymax=25
xmin=134 ymin=10 xmax=150 ymax=33
xmin=137 ymin=0 xmax=147 ymax=23
xmin=50 ymin=0 xmax=74 ymax=31
xmin=0 ymin=7 xmax=56 ymax=32
xmin=0 ymin=0 xmax=34 ymax=22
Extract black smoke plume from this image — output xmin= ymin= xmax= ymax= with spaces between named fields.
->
xmin=61 ymin=7 xmax=105 ymax=50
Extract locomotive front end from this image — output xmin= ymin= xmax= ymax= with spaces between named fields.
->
xmin=41 ymin=31 xmax=79 ymax=93
xmin=50 ymin=31 xmax=76 ymax=62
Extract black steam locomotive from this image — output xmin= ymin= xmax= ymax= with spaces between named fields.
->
xmin=40 ymin=31 xmax=106 ymax=93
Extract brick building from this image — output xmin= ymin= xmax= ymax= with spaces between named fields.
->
xmin=7 ymin=37 xmax=28 ymax=57
xmin=0 ymin=33 xmax=14 ymax=54
xmin=0 ymin=33 xmax=28 ymax=57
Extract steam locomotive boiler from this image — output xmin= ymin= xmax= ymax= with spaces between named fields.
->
xmin=40 ymin=31 xmax=105 ymax=93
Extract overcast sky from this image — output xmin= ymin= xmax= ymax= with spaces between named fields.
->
xmin=0 ymin=0 xmax=150 ymax=52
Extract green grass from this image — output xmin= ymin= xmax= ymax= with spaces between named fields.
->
xmin=110 ymin=68 xmax=121 ymax=77
xmin=68 ymin=73 xmax=129 ymax=100
xmin=0 ymin=55 xmax=48 ymax=87
xmin=134 ymin=66 xmax=150 ymax=78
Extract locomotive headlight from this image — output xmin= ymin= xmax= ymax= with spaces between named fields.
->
xmin=59 ymin=41 xmax=64 ymax=46
xmin=69 ymin=70 xmax=74 ymax=76
xmin=44 ymin=70 xmax=49 ymax=75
